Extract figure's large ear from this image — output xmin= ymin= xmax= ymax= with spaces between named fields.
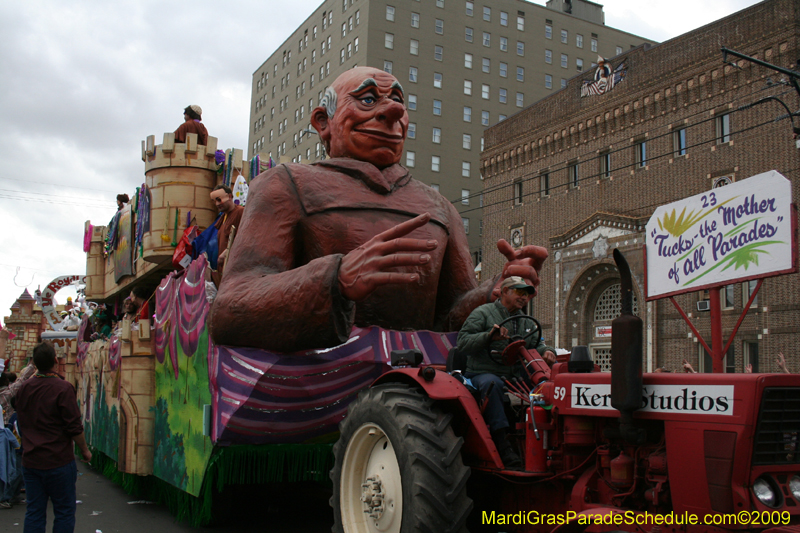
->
xmin=310 ymin=106 xmax=331 ymax=150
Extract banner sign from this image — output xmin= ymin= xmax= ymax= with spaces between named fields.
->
xmin=36 ymin=275 xmax=86 ymax=329
xmin=645 ymin=171 xmax=794 ymax=299
xmin=570 ymin=383 xmax=734 ymax=415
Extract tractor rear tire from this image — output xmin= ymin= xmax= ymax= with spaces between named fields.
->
xmin=331 ymin=383 xmax=472 ymax=533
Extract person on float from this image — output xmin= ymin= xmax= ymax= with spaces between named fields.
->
xmin=174 ymin=105 xmax=208 ymax=145
xmin=211 ymin=66 xmax=548 ymax=353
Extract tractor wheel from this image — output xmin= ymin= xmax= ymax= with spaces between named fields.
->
xmin=331 ymin=383 xmax=472 ymax=533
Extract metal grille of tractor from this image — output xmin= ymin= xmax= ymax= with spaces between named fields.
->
xmin=752 ymin=387 xmax=800 ymax=465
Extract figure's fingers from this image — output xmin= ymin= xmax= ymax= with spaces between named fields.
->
xmin=496 ymin=239 xmax=517 ymax=262
xmin=374 ymin=252 xmax=432 ymax=269
xmin=366 ymin=272 xmax=421 ymax=287
xmin=514 ymin=245 xmax=549 ymax=270
xmin=503 ymin=264 xmax=540 ymax=287
xmin=375 ymin=213 xmax=431 ymax=242
xmin=376 ymin=237 xmax=438 ymax=255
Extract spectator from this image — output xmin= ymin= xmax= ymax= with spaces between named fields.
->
xmin=15 ymin=342 xmax=92 ymax=532
xmin=209 ymin=184 xmax=244 ymax=281
xmin=682 ymin=359 xmax=697 ymax=373
xmin=174 ymin=105 xmax=208 ymax=145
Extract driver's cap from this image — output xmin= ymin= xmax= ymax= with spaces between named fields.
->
xmin=500 ymin=276 xmax=536 ymax=295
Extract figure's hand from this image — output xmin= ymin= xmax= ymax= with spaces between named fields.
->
xmin=745 ymin=364 xmax=753 ymax=374
xmin=491 ymin=239 xmax=549 ymax=299
xmin=682 ymin=359 xmax=696 ymax=373
xmin=542 ymin=350 xmax=557 ymax=367
xmin=777 ymin=352 xmax=789 ymax=374
xmin=339 ymin=213 xmax=438 ymax=301
xmin=490 ymin=324 xmax=509 ymax=341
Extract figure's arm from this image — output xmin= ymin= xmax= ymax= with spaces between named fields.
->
xmin=211 ymin=167 xmax=355 ymax=352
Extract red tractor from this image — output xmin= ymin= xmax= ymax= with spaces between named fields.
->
xmin=330 ymin=250 xmax=800 ymax=533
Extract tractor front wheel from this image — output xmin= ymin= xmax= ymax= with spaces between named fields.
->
xmin=331 ymin=383 xmax=472 ymax=533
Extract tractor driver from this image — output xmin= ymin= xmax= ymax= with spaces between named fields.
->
xmin=457 ymin=276 xmax=557 ymax=468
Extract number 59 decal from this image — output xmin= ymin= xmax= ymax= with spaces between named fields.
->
xmin=553 ymin=387 xmax=567 ymax=401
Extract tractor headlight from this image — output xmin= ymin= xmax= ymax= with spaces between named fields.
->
xmin=753 ymin=477 xmax=779 ymax=508
xmin=790 ymin=475 xmax=800 ymax=501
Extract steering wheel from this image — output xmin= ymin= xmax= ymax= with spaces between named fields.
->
xmin=489 ymin=314 xmax=542 ymax=367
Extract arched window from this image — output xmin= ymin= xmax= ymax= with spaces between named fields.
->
xmin=593 ymin=283 xmax=639 ymax=321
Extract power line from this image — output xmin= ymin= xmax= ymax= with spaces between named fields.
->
xmin=0 ymin=175 xmax=123 ymax=194
xmin=0 ymin=193 xmax=115 ymax=209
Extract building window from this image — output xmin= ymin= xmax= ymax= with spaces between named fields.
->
xmin=561 ymin=29 xmax=568 ymax=43
xmin=356 ymin=9 xmax=360 ymax=25
xmin=514 ymin=180 xmax=523 ymax=205
xmin=616 ymin=46 xmax=623 ymax=56
xmin=433 ymin=72 xmax=443 ymax=88
xmin=436 ymin=0 xmax=444 ymax=7
xmin=482 ymin=58 xmax=490 ymax=73
xmin=516 ymin=92 xmax=523 ymax=107
xmin=591 ymin=38 xmax=597 ymax=52
xmin=516 ymin=67 xmax=524 ymax=81
xmin=464 ymin=80 xmax=472 ymax=95
xmin=409 ymin=67 xmax=418 ymax=82
xmin=600 ymin=150 xmax=611 ymax=178
xmin=462 ymin=217 xmax=470 ymax=234
xmin=340 ymin=48 xmax=345 ymax=63
xmin=434 ymin=45 xmax=443 ymax=61
xmin=499 ymin=62 xmax=507 ymax=77
xmin=465 ymin=27 xmax=473 ymax=42
xmin=576 ymin=34 xmax=583 ymax=48
xmin=430 ymin=183 xmax=439 ymax=192
xmin=464 ymin=53 xmax=473 ymax=68
xmin=407 ymin=122 xmax=416 ymax=139
xmin=433 ymin=99 xmax=442 ymax=115
xmin=561 ymin=78 xmax=567 ymax=88
xmin=545 ymin=24 xmax=552 ymax=39
xmin=576 ymin=58 xmax=583 ymax=71
xmin=499 ymin=88 xmax=507 ymax=103
xmin=481 ymin=84 xmax=490 ymax=99
xmin=385 ymin=33 xmax=394 ymax=49
xmin=463 ymin=106 xmax=472 ymax=122
xmin=517 ymin=15 xmax=524 ymax=31
xmin=635 ymin=140 xmax=647 ymax=167
xmin=545 ymin=74 xmax=552 ymax=89
xmin=717 ymin=114 xmax=731 ymax=143
xmin=462 ymin=161 xmax=471 ymax=177
xmin=500 ymin=37 xmax=508 ymax=52
xmin=406 ymin=151 xmax=416 ymax=167
xmin=722 ymin=285 xmax=735 ymax=309
xmin=517 ymin=41 xmax=524 ymax=56
xmin=482 ymin=32 xmax=491 ymax=47
xmin=500 ymin=11 xmax=508 ymax=25
xmin=561 ymin=54 xmax=568 ymax=68
xmin=545 ymin=49 xmax=552 ymax=64
xmin=483 ymin=6 xmax=491 ymax=21
xmin=569 ymin=162 xmax=579 ymax=188
xmin=386 ymin=5 xmax=395 ymax=21
xmin=466 ymin=1 xmax=473 ymax=16
xmin=462 ymin=133 xmax=471 ymax=149
xmin=435 ymin=19 xmax=444 ymax=34
xmin=743 ymin=279 xmax=759 ymax=307
xmin=536 ymin=172 xmax=546 ymax=194
xmin=342 ymin=22 xmax=347 ymax=38
xmin=411 ymin=12 xmax=420 ymax=28
xmin=481 ymin=110 xmax=489 ymax=126
xmin=408 ymin=94 xmax=417 ymax=110
xmin=432 ymin=127 xmax=442 ymax=143
xmin=432 ymin=155 xmax=441 ymax=172
xmin=383 ymin=60 xmax=393 ymax=74
xmin=410 ymin=39 xmax=419 ymax=55
xmin=461 ymin=189 xmax=470 ymax=205
xmin=673 ymin=128 xmax=687 ymax=156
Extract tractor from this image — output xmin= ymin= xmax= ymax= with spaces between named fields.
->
xmin=330 ymin=250 xmax=800 ymax=533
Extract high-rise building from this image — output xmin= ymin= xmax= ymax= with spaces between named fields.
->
xmin=248 ymin=0 xmax=653 ymax=262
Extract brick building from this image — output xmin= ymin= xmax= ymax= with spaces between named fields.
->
xmin=3 ymin=289 xmax=45 ymax=371
xmin=479 ymin=0 xmax=799 ymax=373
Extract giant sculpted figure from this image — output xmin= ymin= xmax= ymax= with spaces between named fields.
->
xmin=211 ymin=67 xmax=547 ymax=352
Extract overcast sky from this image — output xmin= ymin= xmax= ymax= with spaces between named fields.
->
xmin=0 ymin=0 xmax=762 ymax=322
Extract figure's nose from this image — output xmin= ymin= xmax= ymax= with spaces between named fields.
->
xmin=377 ymin=99 xmax=406 ymax=124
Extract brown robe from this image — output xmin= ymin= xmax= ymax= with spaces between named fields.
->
xmin=211 ymin=159 xmax=492 ymax=353
xmin=174 ymin=119 xmax=208 ymax=145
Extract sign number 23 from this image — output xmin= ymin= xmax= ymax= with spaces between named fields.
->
xmin=553 ymin=387 xmax=567 ymax=400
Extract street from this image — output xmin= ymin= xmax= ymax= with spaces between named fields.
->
xmin=1 ymin=461 xmax=334 ymax=533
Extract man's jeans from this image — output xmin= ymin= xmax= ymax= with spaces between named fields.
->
xmin=23 ymin=460 xmax=77 ymax=533
xmin=465 ymin=373 xmax=508 ymax=432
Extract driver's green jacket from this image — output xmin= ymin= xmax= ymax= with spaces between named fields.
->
xmin=457 ymin=300 xmax=555 ymax=377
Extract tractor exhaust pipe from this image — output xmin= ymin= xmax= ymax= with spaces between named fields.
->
xmin=610 ymin=249 xmax=645 ymax=444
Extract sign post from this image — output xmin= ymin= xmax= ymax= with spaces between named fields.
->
xmin=645 ymin=170 xmax=796 ymax=372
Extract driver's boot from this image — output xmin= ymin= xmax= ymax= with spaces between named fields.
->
xmin=491 ymin=428 xmax=522 ymax=469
